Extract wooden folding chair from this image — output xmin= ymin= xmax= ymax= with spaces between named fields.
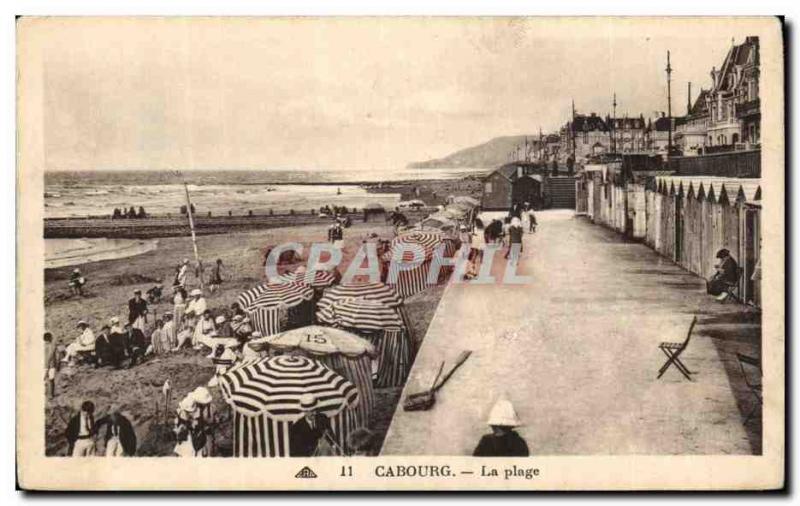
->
xmin=736 ymin=352 xmax=762 ymax=424
xmin=722 ymin=267 xmax=744 ymax=303
xmin=657 ymin=316 xmax=698 ymax=381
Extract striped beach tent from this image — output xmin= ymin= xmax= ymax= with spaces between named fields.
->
xmin=275 ymin=269 xmax=338 ymax=289
xmin=317 ymin=282 xmax=404 ymax=313
xmin=316 ymin=298 xmax=413 ymax=388
xmin=375 ymin=327 xmax=412 ymax=388
xmin=316 ymin=281 xmax=412 ymax=338
xmin=261 ymin=326 xmax=377 ymax=429
xmin=384 ymin=230 xmax=454 ymax=298
xmin=219 ymin=355 xmax=359 ymax=457
xmin=316 ymin=298 xmax=403 ymax=332
xmin=238 ymin=282 xmax=314 ymax=337
xmin=245 ymin=282 xmax=314 ymax=311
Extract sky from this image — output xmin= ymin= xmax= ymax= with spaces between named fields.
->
xmin=27 ymin=17 xmax=756 ymax=171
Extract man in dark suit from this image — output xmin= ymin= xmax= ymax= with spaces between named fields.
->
xmin=96 ymin=407 xmax=137 ymax=457
xmin=289 ymin=394 xmax=335 ymax=457
xmin=94 ymin=325 xmax=112 ymax=368
xmin=124 ymin=322 xmax=147 ymax=368
xmin=65 ymin=400 xmax=97 ymax=456
xmin=128 ymin=289 xmax=148 ymax=330
xmin=108 ymin=320 xmax=128 ymax=369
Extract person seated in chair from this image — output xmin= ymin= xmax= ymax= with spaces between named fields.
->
xmin=63 ymin=320 xmax=96 ymax=364
xmin=94 ymin=325 xmax=112 ymax=368
xmin=706 ymin=248 xmax=739 ymax=302
xmin=124 ymin=322 xmax=147 ymax=368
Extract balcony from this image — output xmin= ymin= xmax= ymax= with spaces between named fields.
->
xmin=668 ymin=149 xmax=760 ymax=178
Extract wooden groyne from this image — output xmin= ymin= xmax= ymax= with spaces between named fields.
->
xmin=44 ymin=210 xmax=432 ymax=239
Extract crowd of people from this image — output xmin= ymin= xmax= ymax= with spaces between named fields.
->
xmin=460 ymin=202 xmax=537 ymax=279
xmin=111 ymin=206 xmax=148 ymax=219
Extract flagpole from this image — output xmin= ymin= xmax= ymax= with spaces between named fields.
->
xmin=177 ymin=171 xmax=204 ymax=290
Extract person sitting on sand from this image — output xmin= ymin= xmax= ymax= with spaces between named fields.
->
xmin=146 ymin=283 xmax=163 ymax=304
xmin=207 ymin=344 xmax=238 ymax=387
xmin=124 ymin=322 xmax=147 ymax=368
xmin=193 ymin=310 xmax=216 ymax=349
xmin=175 ymin=315 xmax=196 ymax=350
xmin=148 ymin=319 xmax=166 ymax=355
xmin=161 ymin=312 xmax=177 ymax=350
xmin=94 ymin=325 xmax=112 ymax=368
xmin=186 ymin=289 xmax=207 ymax=320
xmin=214 ymin=315 xmax=233 ymax=338
xmin=230 ymin=302 xmax=246 ymax=319
xmin=63 ymin=320 xmax=96 ymax=364
xmin=231 ymin=314 xmax=253 ymax=342
xmin=108 ymin=317 xmax=127 ymax=369
xmin=473 ymin=398 xmax=529 ymax=457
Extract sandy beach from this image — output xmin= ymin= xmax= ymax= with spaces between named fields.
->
xmin=44 ymin=219 xmax=448 ymax=456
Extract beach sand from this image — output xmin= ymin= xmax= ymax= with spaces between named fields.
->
xmin=44 ymin=219 xmax=448 ymax=456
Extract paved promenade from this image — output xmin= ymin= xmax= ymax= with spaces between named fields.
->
xmin=381 ymin=210 xmax=760 ymax=455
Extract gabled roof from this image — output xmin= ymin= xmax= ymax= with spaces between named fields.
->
xmin=654 ymin=175 xmax=761 ymax=205
xmin=688 ymin=89 xmax=709 ymax=117
xmin=714 ymin=37 xmax=759 ymax=93
xmin=609 ymin=117 xmax=646 ymax=130
xmin=571 ymin=114 xmax=609 ymax=133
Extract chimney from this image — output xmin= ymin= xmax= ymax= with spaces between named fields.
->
xmin=687 ymin=82 xmax=692 ymax=115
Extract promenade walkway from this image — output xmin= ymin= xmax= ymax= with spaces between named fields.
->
xmin=381 ymin=210 xmax=760 ymax=455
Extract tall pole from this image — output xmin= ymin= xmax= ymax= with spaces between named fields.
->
xmin=666 ymin=50 xmax=673 ymax=157
xmin=571 ymin=99 xmax=577 ymax=157
xmin=612 ymin=92 xmax=617 ymax=153
xmin=179 ymin=172 xmax=204 ymax=290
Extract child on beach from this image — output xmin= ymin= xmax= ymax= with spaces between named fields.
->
xmin=209 ymin=259 xmax=224 ymax=294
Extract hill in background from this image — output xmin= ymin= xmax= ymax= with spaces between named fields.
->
xmin=408 ymin=135 xmax=541 ymax=169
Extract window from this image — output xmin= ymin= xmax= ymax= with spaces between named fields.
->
xmin=485 ymin=182 xmax=492 ymax=194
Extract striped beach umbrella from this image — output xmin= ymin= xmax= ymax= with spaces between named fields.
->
xmin=219 ymin=354 xmax=358 ymax=419
xmin=245 ymin=282 xmax=314 ymax=311
xmin=317 ymin=298 xmax=403 ymax=332
xmin=219 ymin=355 xmax=359 ymax=457
xmin=383 ymin=230 xmax=453 ymax=298
xmin=275 ymin=269 xmax=338 ymax=288
xmin=239 ymin=282 xmax=315 ymax=337
xmin=390 ymin=230 xmax=445 ymax=260
xmin=317 ymin=282 xmax=404 ymax=312
xmin=258 ymin=325 xmax=377 ymax=428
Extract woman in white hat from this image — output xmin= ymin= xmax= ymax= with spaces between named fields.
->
xmin=472 ymin=397 xmax=529 ymax=457
xmin=185 ymin=288 xmax=207 ymax=321
xmin=63 ymin=320 xmax=96 ymax=364
xmin=173 ymin=394 xmax=207 ymax=457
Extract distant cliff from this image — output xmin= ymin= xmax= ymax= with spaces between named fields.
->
xmin=408 ymin=135 xmax=540 ymax=169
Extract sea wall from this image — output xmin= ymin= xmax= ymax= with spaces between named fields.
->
xmin=44 ymin=209 xmax=432 ymax=239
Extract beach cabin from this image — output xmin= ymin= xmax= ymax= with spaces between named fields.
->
xmin=481 ymin=163 xmax=545 ymax=210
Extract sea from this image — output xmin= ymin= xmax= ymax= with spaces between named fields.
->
xmin=44 ymin=167 xmax=489 ymax=268
xmin=44 ymin=167 xmax=489 ymax=219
